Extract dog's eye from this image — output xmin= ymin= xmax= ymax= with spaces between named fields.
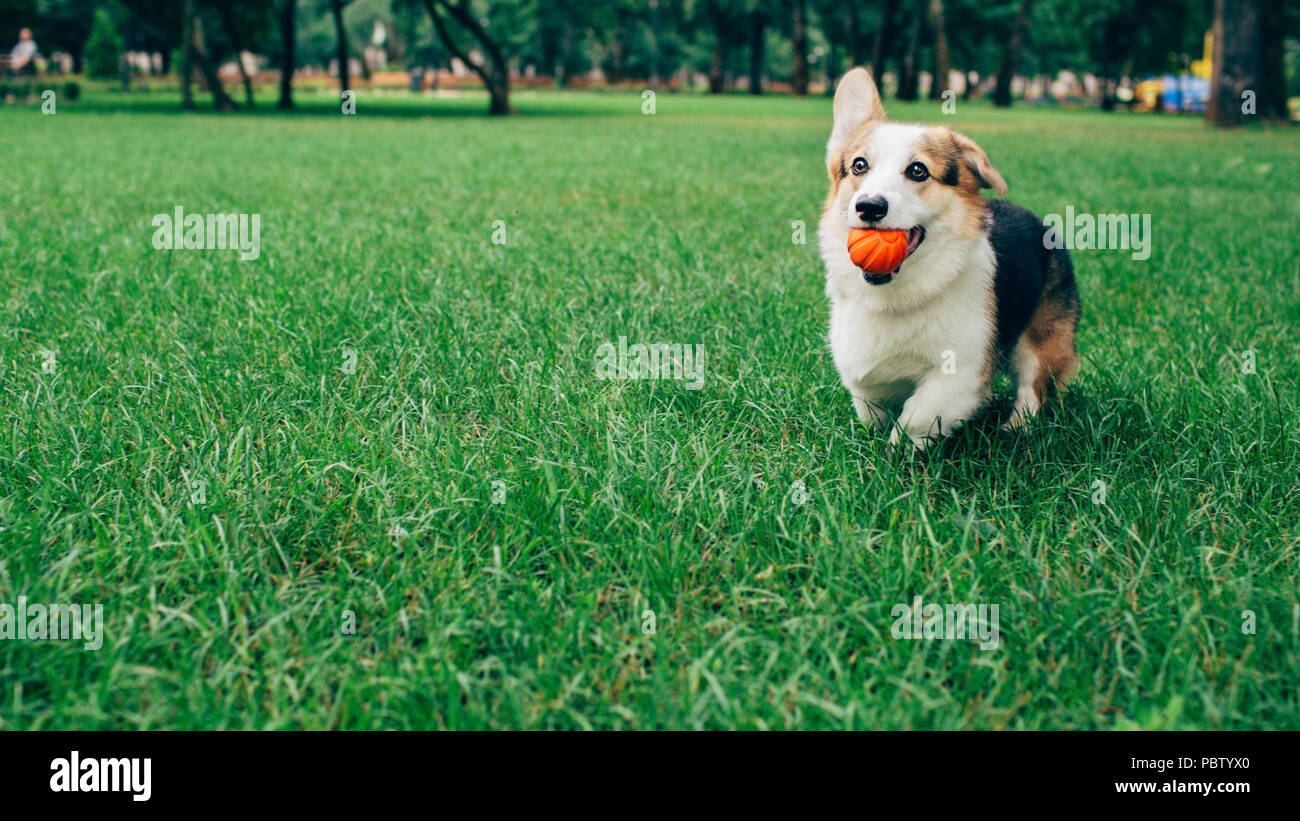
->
xmin=851 ymin=157 xmax=868 ymax=175
xmin=905 ymin=162 xmax=930 ymax=182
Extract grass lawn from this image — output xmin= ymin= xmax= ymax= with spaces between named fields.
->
xmin=0 ymin=88 xmax=1296 ymax=729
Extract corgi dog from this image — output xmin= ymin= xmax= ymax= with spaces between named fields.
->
xmin=818 ymin=68 xmax=1081 ymax=447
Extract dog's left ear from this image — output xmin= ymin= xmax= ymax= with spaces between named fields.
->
xmin=827 ymin=68 xmax=885 ymax=171
xmin=950 ymin=131 xmax=1007 ymax=197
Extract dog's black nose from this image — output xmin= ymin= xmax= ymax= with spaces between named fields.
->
xmin=855 ymin=195 xmax=889 ymax=222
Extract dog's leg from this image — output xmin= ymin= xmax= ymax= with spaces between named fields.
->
xmin=1004 ymin=339 xmax=1043 ymax=430
xmin=890 ymin=373 xmax=988 ymax=448
xmin=1004 ymin=282 xmax=1081 ymax=431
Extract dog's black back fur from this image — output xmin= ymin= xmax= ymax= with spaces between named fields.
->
xmin=985 ymin=198 xmax=1080 ymax=364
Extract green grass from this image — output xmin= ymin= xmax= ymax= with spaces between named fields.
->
xmin=0 ymin=88 xmax=1296 ymax=729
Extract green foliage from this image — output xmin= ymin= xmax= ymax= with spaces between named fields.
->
xmin=30 ymin=0 xmax=98 ymax=64
xmin=83 ymin=6 xmax=123 ymax=79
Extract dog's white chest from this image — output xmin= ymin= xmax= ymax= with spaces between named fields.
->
xmin=829 ymin=302 xmax=939 ymax=392
xmin=826 ymin=250 xmax=995 ymax=400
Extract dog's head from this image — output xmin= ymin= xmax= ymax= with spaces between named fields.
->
xmin=820 ymin=68 xmax=1006 ymax=295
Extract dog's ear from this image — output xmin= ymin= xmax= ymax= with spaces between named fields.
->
xmin=827 ymin=68 xmax=885 ymax=170
xmin=949 ymin=131 xmax=1007 ymax=197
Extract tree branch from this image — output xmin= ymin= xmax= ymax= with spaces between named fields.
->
xmin=421 ymin=0 xmax=490 ymax=85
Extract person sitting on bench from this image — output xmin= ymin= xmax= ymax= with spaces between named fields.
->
xmin=8 ymin=28 xmax=38 ymax=77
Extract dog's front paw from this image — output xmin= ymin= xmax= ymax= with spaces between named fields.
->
xmin=887 ymin=426 xmax=934 ymax=451
xmin=1000 ymin=406 xmax=1037 ymax=432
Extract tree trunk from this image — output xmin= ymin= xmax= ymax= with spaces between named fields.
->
xmin=748 ymin=11 xmax=765 ymax=94
xmin=120 ymin=16 xmax=132 ymax=92
xmin=896 ymin=0 xmax=923 ymax=100
xmin=870 ymin=0 xmax=895 ymax=90
xmin=607 ymin=17 xmax=626 ymax=84
xmin=556 ymin=18 xmax=574 ymax=87
xmin=180 ymin=0 xmax=195 ymax=109
xmin=485 ymin=61 xmax=509 ymax=114
xmin=928 ymin=0 xmax=949 ymax=100
xmin=1256 ymin=0 xmax=1287 ymax=119
xmin=826 ymin=41 xmax=838 ymax=92
xmin=993 ymin=0 xmax=1032 ymax=107
xmin=1210 ymin=0 xmax=1285 ymax=124
xmin=423 ymin=0 xmax=512 ymax=114
xmin=194 ymin=24 xmax=237 ymax=109
xmin=238 ymin=53 xmax=255 ymax=107
xmin=182 ymin=5 xmax=237 ymax=110
xmin=847 ymin=6 xmax=869 ymax=65
xmin=218 ymin=2 xmax=256 ymax=107
xmin=332 ymin=0 xmax=350 ymax=95
xmin=709 ymin=19 xmax=728 ymax=94
xmin=1100 ymin=76 xmax=1116 ymax=110
xmin=792 ymin=0 xmax=808 ymax=95
xmin=356 ymin=32 xmax=372 ymax=81
xmin=648 ymin=1 xmax=661 ymax=85
xmin=276 ymin=0 xmax=296 ymax=109
xmin=446 ymin=1 xmax=509 ymax=114
xmin=1208 ymin=0 xmax=1257 ymax=126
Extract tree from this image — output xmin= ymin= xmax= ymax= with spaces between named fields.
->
xmin=180 ymin=0 xmax=196 ymax=108
xmin=993 ymin=0 xmax=1032 ymax=107
xmin=275 ymin=0 xmax=297 ymax=109
xmin=179 ymin=0 xmax=238 ymax=110
xmin=602 ymin=2 xmax=632 ymax=82
xmin=1209 ymin=0 xmax=1288 ymax=125
xmin=896 ymin=0 xmax=923 ymax=99
xmin=870 ymin=0 xmax=895 ymax=88
xmin=791 ymin=0 xmax=808 ymax=94
xmin=927 ymin=0 xmax=949 ymax=99
xmin=942 ymin=0 xmax=1004 ymax=100
xmin=330 ymin=0 xmax=353 ymax=95
xmin=26 ymin=0 xmax=97 ymax=75
xmin=84 ymin=7 xmax=123 ymax=79
xmin=747 ymin=3 xmax=767 ymax=94
xmin=810 ymin=0 xmax=870 ymax=90
xmin=693 ymin=0 xmax=745 ymax=94
xmin=1256 ymin=0 xmax=1290 ymax=120
xmin=1075 ymin=0 xmax=1140 ymax=111
xmin=118 ymin=0 xmax=183 ymax=74
xmin=421 ymin=0 xmax=513 ymax=114
xmin=216 ymin=0 xmax=272 ymax=108
xmin=846 ymin=3 xmax=869 ymax=65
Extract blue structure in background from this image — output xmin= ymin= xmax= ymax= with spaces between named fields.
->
xmin=1161 ymin=75 xmax=1210 ymax=113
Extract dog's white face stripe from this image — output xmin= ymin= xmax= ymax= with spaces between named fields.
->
xmin=844 ymin=123 xmax=929 ymax=231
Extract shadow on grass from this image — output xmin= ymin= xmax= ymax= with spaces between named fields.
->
xmin=861 ymin=369 xmax=1166 ymax=481
xmin=913 ymin=381 xmax=1176 ymax=511
xmin=7 ymin=88 xmax=632 ymax=120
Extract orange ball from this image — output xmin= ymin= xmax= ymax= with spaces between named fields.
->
xmin=847 ymin=228 xmax=909 ymax=274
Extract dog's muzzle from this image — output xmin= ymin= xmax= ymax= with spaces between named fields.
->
xmin=863 ymin=226 xmax=926 ymax=286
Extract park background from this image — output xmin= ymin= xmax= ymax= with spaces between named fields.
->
xmin=2 ymin=0 xmax=1298 ymax=123
xmin=0 ymin=1 xmax=1296 ymax=730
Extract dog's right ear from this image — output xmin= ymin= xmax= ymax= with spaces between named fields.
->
xmin=827 ymin=68 xmax=885 ymax=171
